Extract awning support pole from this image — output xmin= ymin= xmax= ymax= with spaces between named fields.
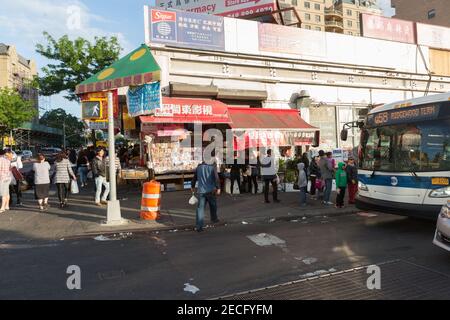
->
xmin=103 ymin=91 xmax=127 ymax=226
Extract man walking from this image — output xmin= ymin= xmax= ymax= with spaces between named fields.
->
xmin=346 ymin=156 xmax=358 ymax=205
xmin=92 ymin=148 xmax=110 ymax=206
xmin=191 ymin=160 xmax=221 ymax=232
xmin=261 ymin=149 xmax=280 ymax=204
xmin=319 ymin=150 xmax=334 ymax=206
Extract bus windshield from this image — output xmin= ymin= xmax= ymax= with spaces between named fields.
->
xmin=360 ymin=119 xmax=450 ymax=172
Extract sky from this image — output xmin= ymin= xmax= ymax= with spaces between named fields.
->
xmin=0 ymin=0 xmax=393 ymax=118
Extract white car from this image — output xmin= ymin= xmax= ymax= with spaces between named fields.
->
xmin=433 ymin=200 xmax=450 ymax=252
xmin=20 ymin=150 xmax=33 ymax=160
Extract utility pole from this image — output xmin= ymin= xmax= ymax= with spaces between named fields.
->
xmin=102 ymin=91 xmax=126 ymax=226
xmin=63 ymin=120 xmax=66 ymax=149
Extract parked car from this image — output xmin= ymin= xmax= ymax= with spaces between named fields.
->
xmin=20 ymin=150 xmax=33 ymax=160
xmin=40 ymin=147 xmax=62 ymax=164
xmin=433 ymin=200 xmax=450 ymax=252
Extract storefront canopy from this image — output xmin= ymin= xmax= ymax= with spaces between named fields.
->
xmin=228 ymin=107 xmax=317 ymax=131
xmin=140 ymin=97 xmax=232 ymax=125
xmin=75 ymin=44 xmax=161 ymax=94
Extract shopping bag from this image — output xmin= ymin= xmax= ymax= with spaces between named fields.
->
xmin=189 ymin=194 xmax=198 ymax=206
xmin=71 ymin=180 xmax=79 ymax=194
xmin=11 ymin=167 xmax=24 ymax=181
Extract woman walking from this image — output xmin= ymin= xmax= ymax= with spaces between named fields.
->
xmin=33 ymin=153 xmax=51 ymax=211
xmin=54 ymin=152 xmax=77 ymax=208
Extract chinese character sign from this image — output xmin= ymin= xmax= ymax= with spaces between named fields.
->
xmin=127 ymin=82 xmax=161 ymax=117
xmin=361 ymin=14 xmax=416 ymax=44
xmin=147 ymin=8 xmax=225 ymax=51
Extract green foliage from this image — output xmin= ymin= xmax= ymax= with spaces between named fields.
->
xmin=0 ymin=88 xmax=37 ymax=132
xmin=36 ymin=32 xmax=122 ymax=101
xmin=284 ymin=169 xmax=297 ymax=183
xmin=40 ymin=108 xmax=85 ymax=147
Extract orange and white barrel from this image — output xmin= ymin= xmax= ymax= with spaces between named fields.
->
xmin=140 ymin=181 xmax=161 ymax=220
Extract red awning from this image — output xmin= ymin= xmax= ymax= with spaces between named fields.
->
xmin=140 ymin=97 xmax=231 ymax=124
xmin=228 ymin=107 xmax=316 ymax=130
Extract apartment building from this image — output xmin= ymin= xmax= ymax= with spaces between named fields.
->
xmin=279 ymin=0 xmax=382 ymax=36
xmin=0 ymin=43 xmax=38 ymax=105
xmin=391 ymin=0 xmax=450 ymax=28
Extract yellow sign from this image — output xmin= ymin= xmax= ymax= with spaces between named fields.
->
xmin=96 ymin=141 xmax=108 ymax=148
xmin=432 ymin=178 xmax=450 ymax=186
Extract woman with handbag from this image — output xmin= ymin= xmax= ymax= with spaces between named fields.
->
xmin=54 ymin=152 xmax=77 ymax=208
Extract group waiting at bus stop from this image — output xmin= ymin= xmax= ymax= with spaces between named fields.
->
xmin=191 ymin=149 xmax=359 ymax=232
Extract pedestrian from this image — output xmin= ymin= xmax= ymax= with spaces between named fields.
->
xmin=301 ymin=153 xmax=310 ymax=190
xmin=53 ymin=152 xmax=77 ymax=208
xmin=9 ymin=151 xmax=24 ymax=207
xmin=247 ymin=163 xmax=259 ymax=194
xmin=191 ymin=159 xmax=221 ymax=233
xmin=92 ymin=148 xmax=110 ymax=206
xmin=260 ymin=149 xmax=280 ymax=204
xmin=0 ymin=150 xmax=13 ymax=213
xmin=68 ymin=149 xmax=78 ymax=176
xmin=309 ymin=155 xmax=320 ymax=200
xmin=230 ymin=157 xmax=242 ymax=195
xmin=33 ymin=153 xmax=51 ymax=211
xmin=319 ymin=150 xmax=334 ymax=205
xmin=297 ymin=162 xmax=308 ymax=207
xmin=346 ymin=156 xmax=358 ymax=205
xmin=77 ymin=149 xmax=90 ymax=188
xmin=335 ymin=162 xmax=348 ymax=208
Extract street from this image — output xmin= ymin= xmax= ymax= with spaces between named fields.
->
xmin=1 ymin=210 xmax=449 ymax=300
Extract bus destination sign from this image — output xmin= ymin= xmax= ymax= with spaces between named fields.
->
xmin=367 ymin=104 xmax=441 ymax=127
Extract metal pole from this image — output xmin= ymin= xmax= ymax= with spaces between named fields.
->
xmin=63 ymin=121 xmax=66 ymax=149
xmin=103 ymin=91 xmax=126 ymax=226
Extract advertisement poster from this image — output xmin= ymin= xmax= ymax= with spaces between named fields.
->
xmin=360 ymin=13 xmax=416 ymax=44
xmin=127 ymin=82 xmax=162 ymax=117
xmin=146 ymin=7 xmax=225 ymax=51
xmin=155 ymin=0 xmax=276 ymax=19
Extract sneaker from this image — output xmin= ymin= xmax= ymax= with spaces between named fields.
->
xmin=95 ymin=202 xmax=103 ymax=207
xmin=195 ymin=227 xmax=204 ymax=233
xmin=326 ymin=202 xmax=334 ymax=206
xmin=211 ymin=219 xmax=221 ymax=224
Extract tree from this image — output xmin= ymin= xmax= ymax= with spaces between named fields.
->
xmin=40 ymin=108 xmax=86 ymax=147
xmin=0 ymin=88 xmax=37 ymax=146
xmin=36 ymin=32 xmax=122 ymax=101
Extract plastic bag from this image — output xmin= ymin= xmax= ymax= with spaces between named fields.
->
xmin=71 ymin=180 xmax=79 ymax=194
xmin=189 ymin=194 xmax=198 ymax=206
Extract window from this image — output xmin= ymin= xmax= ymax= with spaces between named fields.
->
xmin=347 ymin=20 xmax=352 ymax=27
xmin=292 ymin=0 xmax=298 ymax=6
xmin=315 ymin=27 xmax=321 ymax=31
xmin=315 ymin=15 xmax=321 ymax=22
xmin=428 ymin=9 xmax=436 ymax=19
xmin=305 ymin=13 xmax=311 ymax=20
xmin=304 ymin=25 xmax=312 ymax=29
xmin=347 ymin=9 xmax=352 ymax=16
xmin=304 ymin=1 xmax=310 ymax=8
xmin=315 ymin=3 xmax=320 ymax=10
xmin=348 ymin=31 xmax=353 ymax=35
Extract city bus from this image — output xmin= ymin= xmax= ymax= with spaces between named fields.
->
xmin=351 ymin=92 xmax=450 ymax=219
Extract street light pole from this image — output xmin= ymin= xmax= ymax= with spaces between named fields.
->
xmin=63 ymin=121 xmax=66 ymax=149
xmin=103 ymin=91 xmax=126 ymax=226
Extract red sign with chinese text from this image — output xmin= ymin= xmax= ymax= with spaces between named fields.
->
xmin=361 ymin=13 xmax=416 ymax=44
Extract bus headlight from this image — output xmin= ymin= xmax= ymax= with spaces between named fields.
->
xmin=359 ymin=182 xmax=369 ymax=192
xmin=429 ymin=187 xmax=450 ymax=198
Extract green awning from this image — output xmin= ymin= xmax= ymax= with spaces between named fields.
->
xmin=75 ymin=44 xmax=161 ymax=95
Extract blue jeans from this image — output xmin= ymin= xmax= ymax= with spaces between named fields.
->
xmin=299 ymin=187 xmax=307 ymax=205
xmin=196 ymin=193 xmax=218 ymax=230
xmin=78 ymin=167 xmax=88 ymax=185
xmin=95 ymin=176 xmax=110 ymax=203
xmin=324 ymin=179 xmax=333 ymax=203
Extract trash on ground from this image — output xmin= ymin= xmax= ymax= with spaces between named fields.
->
xmin=184 ymin=283 xmax=200 ymax=294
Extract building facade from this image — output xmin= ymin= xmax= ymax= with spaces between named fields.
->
xmin=391 ymin=0 xmax=450 ymax=27
xmin=279 ymin=0 xmax=382 ymax=35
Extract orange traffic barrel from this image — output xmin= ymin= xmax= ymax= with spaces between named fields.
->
xmin=140 ymin=181 xmax=161 ymax=220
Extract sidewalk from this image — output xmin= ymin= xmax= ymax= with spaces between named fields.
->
xmin=0 ymin=183 xmax=360 ymax=242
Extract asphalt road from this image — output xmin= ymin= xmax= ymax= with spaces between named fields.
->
xmin=0 ymin=211 xmax=449 ymax=300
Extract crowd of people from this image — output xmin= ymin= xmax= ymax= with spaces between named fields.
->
xmin=191 ymin=148 xmax=359 ymax=232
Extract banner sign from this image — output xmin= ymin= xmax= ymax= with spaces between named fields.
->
xmin=258 ymin=23 xmax=327 ymax=57
xmin=360 ymin=13 xmax=416 ymax=44
xmin=155 ymin=0 xmax=275 ymax=19
xmin=366 ymin=103 xmax=443 ymax=127
xmin=234 ymin=130 xmax=316 ymax=150
xmin=127 ymin=82 xmax=161 ymax=117
xmin=417 ymin=23 xmax=450 ymax=50
xmin=146 ymin=8 xmax=225 ymax=51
